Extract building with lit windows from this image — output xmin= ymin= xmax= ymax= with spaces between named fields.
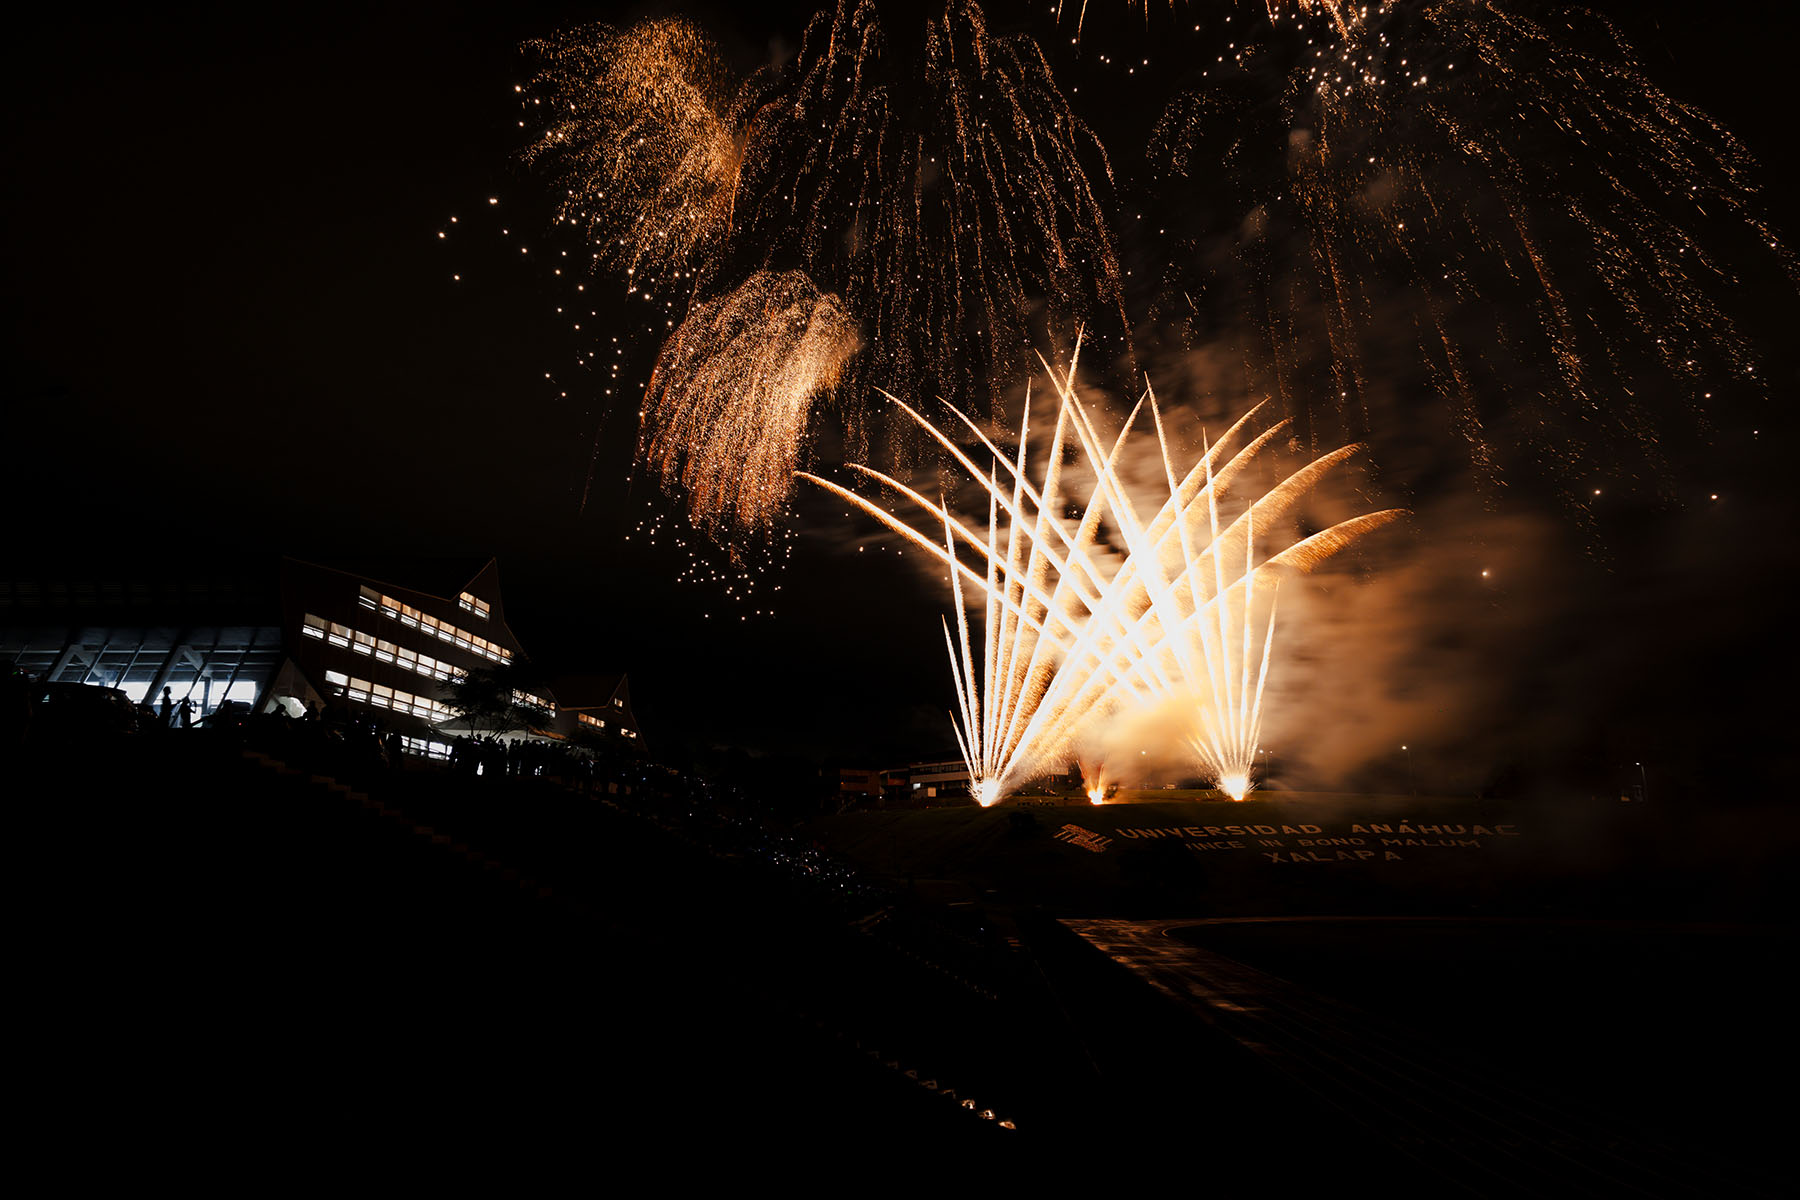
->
xmin=0 ymin=567 xmax=284 ymax=715
xmin=2 ymin=556 xmax=643 ymax=758
xmin=908 ymin=758 xmax=973 ymax=801
xmin=279 ymin=557 xmax=642 ymax=757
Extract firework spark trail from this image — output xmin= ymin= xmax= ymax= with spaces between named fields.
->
xmin=1150 ymin=0 xmax=1792 ymax=510
xmin=733 ymin=0 xmax=1131 ymax=417
xmin=642 ymin=271 xmax=858 ymax=533
xmin=802 ymin=351 xmax=1404 ymax=803
xmin=525 ymin=2 xmax=1129 ymax=536
xmin=1266 ymin=1 xmax=1382 ymax=37
xmin=1063 ymin=0 xmax=1384 ymax=39
xmin=522 ymin=19 xmax=740 ymax=294
xmin=1078 ymin=754 xmax=1111 ymax=804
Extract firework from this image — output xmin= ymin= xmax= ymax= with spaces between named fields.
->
xmin=1149 ymin=0 xmax=1792 ymax=511
xmin=1077 ymin=755 xmax=1111 ymax=804
xmin=1265 ymin=1 xmax=1380 ymax=36
xmin=1062 ymin=1 xmax=1381 ymax=39
xmin=524 ymin=2 xmax=1128 ymax=533
xmin=802 ymin=347 xmax=1404 ymax=803
xmin=522 ymin=19 xmax=740 ymax=294
xmin=643 ymin=271 xmax=859 ymax=534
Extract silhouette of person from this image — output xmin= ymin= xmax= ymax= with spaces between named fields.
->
xmin=160 ymin=686 xmax=175 ymax=726
xmin=177 ymin=696 xmax=195 ymax=728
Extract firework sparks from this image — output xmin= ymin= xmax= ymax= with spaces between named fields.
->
xmin=524 ymin=2 xmax=1128 ymax=533
xmin=522 ymin=19 xmax=740 ymax=294
xmin=1149 ymin=0 xmax=1792 ymax=512
xmin=1266 ymin=1 xmax=1382 ymax=36
xmin=642 ymin=271 xmax=859 ymax=535
xmin=1078 ymin=755 xmax=1111 ymax=804
xmin=802 ymin=346 xmax=1404 ymax=803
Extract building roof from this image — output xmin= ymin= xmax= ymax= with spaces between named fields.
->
xmin=547 ymin=672 xmax=627 ymax=710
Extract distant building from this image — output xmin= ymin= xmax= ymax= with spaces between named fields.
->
xmin=280 ymin=557 xmax=642 ymax=757
xmin=908 ymin=758 xmax=971 ymax=801
xmin=545 ymin=672 xmax=642 ymax=748
xmin=2 ymin=556 xmax=642 ymax=758
xmin=837 ymin=767 xmax=882 ymax=799
xmin=833 ymin=765 xmax=913 ymax=806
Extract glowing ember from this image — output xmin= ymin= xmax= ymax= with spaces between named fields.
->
xmin=1265 ymin=0 xmax=1379 ymax=35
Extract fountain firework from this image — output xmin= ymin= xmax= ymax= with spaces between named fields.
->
xmin=1077 ymin=755 xmax=1111 ymax=804
xmin=801 ymin=345 xmax=1404 ymax=803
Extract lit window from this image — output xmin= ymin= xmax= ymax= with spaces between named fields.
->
xmin=326 ymin=669 xmax=349 ymax=686
xmin=352 ymin=631 xmax=374 ymax=655
xmin=375 ymin=639 xmax=396 ymax=664
xmin=303 ymin=614 xmax=327 ymax=639
xmin=358 ymin=587 xmax=380 ymax=611
xmin=327 ymin=622 xmax=351 ymax=649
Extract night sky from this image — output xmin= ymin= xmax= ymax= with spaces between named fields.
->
xmin=5 ymin=2 xmax=1795 ymax=791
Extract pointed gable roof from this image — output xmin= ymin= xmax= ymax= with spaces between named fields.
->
xmin=459 ymin=558 xmax=506 ymax=625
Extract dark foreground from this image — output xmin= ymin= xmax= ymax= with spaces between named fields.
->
xmin=29 ymin=733 xmax=1794 ymax=1187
